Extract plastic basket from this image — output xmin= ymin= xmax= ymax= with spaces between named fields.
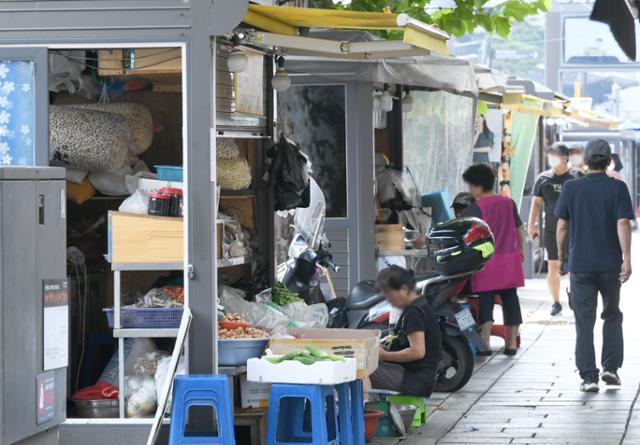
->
xmin=155 ymin=165 xmax=183 ymax=182
xmin=103 ymin=307 xmax=183 ymax=329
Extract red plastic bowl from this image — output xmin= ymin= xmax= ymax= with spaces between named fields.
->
xmin=364 ymin=409 xmax=385 ymax=442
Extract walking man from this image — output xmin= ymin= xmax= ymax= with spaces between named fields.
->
xmin=528 ymin=144 xmax=583 ymax=316
xmin=555 ymin=139 xmax=634 ymax=393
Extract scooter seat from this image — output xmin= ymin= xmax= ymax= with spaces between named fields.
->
xmin=346 ymin=280 xmax=386 ymax=310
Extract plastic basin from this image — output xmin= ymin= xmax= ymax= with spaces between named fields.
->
xmin=218 ymin=338 xmax=269 ymax=366
xmin=364 ymin=409 xmax=385 ymax=442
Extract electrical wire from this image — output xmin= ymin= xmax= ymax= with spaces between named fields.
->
xmin=51 ymin=50 xmax=182 ymax=73
xmin=51 ymin=48 xmax=178 ymax=62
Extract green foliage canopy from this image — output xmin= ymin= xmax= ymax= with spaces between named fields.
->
xmin=309 ymin=0 xmax=550 ymax=38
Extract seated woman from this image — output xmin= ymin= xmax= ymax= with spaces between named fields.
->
xmin=367 ymin=266 xmax=442 ymax=397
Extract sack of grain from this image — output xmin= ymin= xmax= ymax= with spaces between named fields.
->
xmin=217 ymin=157 xmax=252 ymax=190
xmin=50 ymin=106 xmax=130 ymax=172
xmin=70 ymin=102 xmax=154 ymax=154
xmin=216 ymin=138 xmax=240 ymax=159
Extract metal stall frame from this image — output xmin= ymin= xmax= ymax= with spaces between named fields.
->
xmin=0 ymin=1 xmax=249 ymax=443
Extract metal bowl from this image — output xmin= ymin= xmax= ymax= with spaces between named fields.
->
xmin=218 ymin=338 xmax=270 ymax=366
xmin=395 ymin=404 xmax=417 ymax=432
xmin=73 ymin=399 xmax=119 ymax=418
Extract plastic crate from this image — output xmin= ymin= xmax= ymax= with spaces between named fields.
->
xmin=155 ymin=165 xmax=183 ymax=182
xmin=103 ymin=307 xmax=183 ymax=329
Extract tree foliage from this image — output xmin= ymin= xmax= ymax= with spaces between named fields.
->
xmin=309 ymin=0 xmax=550 ymax=38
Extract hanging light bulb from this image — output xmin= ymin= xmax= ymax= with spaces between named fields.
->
xmin=402 ymin=89 xmax=413 ymax=113
xmin=227 ymin=33 xmax=248 ymax=74
xmin=272 ymin=55 xmax=291 ymax=93
xmin=227 ymin=48 xmax=248 ymax=73
xmin=380 ymin=85 xmax=394 ymax=112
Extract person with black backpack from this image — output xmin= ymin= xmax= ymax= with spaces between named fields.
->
xmin=367 ymin=266 xmax=442 ymax=397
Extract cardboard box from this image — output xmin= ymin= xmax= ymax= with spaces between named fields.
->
xmin=240 ymin=374 xmax=270 ymax=409
xmin=375 ymin=224 xmax=404 ymax=251
xmin=268 ymin=328 xmax=381 ymax=379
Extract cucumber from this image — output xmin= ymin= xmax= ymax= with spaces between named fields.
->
xmin=305 ymin=345 xmax=328 ymax=358
xmin=292 ymin=356 xmax=318 ymax=365
xmin=327 ymin=354 xmax=345 ymax=362
xmin=281 ymin=350 xmax=306 ymax=361
xmin=265 ymin=356 xmax=283 ymax=364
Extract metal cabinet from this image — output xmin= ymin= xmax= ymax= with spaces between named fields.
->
xmin=0 ymin=167 xmax=66 ymax=445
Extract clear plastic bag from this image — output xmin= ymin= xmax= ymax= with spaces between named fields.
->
xmin=219 ymin=285 xmax=289 ymax=331
xmin=279 ymin=302 xmax=329 ymax=329
xmin=154 ymin=355 xmax=186 ymax=416
xmin=125 ymin=375 xmax=157 ymax=418
xmin=118 ymin=189 xmax=149 ymax=214
xmin=133 ymin=351 xmax=169 ymax=376
xmin=377 ymin=167 xmax=421 ymax=208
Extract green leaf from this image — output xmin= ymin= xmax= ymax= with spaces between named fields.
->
xmin=494 ymin=16 xmax=512 ymax=38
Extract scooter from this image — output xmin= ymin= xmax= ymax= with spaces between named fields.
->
xmin=338 ymin=269 xmax=487 ymax=393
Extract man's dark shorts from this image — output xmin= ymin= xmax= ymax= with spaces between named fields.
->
xmin=544 ymin=230 xmax=559 ymax=261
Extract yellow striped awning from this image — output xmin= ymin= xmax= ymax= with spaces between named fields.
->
xmin=243 ymin=4 xmax=450 ymax=56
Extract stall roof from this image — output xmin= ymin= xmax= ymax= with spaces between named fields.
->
xmin=242 ymin=4 xmax=450 ymax=57
xmin=285 ymin=53 xmax=478 ymax=96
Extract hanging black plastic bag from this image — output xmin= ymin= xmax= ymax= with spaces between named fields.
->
xmin=264 ymin=135 xmax=311 ymax=211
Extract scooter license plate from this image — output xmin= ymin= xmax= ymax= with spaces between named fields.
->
xmin=455 ymin=308 xmax=476 ymax=331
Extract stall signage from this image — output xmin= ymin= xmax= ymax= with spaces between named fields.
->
xmin=43 ymin=279 xmax=69 ymax=371
xmin=36 ymin=372 xmax=55 ymax=424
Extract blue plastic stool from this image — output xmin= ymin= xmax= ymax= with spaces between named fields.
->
xmin=266 ymin=384 xmax=340 ymax=445
xmin=169 ymin=375 xmax=236 ymax=445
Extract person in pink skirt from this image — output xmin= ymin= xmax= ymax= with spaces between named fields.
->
xmin=462 ymin=164 xmax=525 ymax=356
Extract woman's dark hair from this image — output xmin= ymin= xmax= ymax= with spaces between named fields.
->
xmin=376 ymin=266 xmax=416 ymax=292
xmin=587 ymin=156 xmax=610 ymax=171
xmin=463 ymin=164 xmax=495 ymax=192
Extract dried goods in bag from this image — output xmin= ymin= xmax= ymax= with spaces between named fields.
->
xmin=217 ymin=157 xmax=252 ymax=190
xmin=70 ymin=102 xmax=154 ymax=154
xmin=49 ymin=106 xmax=130 ymax=172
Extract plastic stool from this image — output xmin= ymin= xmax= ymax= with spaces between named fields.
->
xmin=387 ymin=395 xmax=427 ymax=427
xmin=169 ymin=375 xmax=236 ymax=445
xmin=336 ymin=380 xmax=364 ymax=445
xmin=266 ymin=384 xmax=340 ymax=445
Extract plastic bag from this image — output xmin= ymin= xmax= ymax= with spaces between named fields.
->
xmin=219 ymin=285 xmax=289 ymax=331
xmin=99 ymin=338 xmax=156 ymax=386
xmin=279 ymin=302 xmax=329 ymax=329
xmin=118 ymin=189 xmax=149 ymax=214
xmin=135 ymin=287 xmax=183 ymax=308
xmin=154 ymin=355 xmax=186 ymax=415
xmin=290 ymin=178 xmax=326 ymax=252
xmin=216 ymin=139 xmax=240 ymax=159
xmin=217 ymin=157 xmax=252 ymax=190
xmin=125 ymin=375 xmax=157 ymax=418
xmin=377 ymin=167 xmax=421 ymax=209
xmin=133 ymin=351 xmax=169 ymax=376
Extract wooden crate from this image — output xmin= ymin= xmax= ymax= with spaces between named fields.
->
xmin=108 ymin=211 xmax=184 ymax=264
xmin=375 ymin=224 xmax=404 ymax=251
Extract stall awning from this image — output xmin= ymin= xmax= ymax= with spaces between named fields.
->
xmin=243 ymin=4 xmax=450 ymax=57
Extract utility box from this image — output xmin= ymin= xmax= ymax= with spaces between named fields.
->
xmin=0 ymin=167 xmax=67 ymax=445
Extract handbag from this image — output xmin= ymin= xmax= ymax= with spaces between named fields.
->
xmin=388 ymin=303 xmax=427 ymax=352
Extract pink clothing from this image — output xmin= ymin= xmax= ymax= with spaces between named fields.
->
xmin=471 ymin=195 xmax=524 ymax=293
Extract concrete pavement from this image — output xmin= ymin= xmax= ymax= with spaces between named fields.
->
xmin=374 ymin=260 xmax=640 ymax=444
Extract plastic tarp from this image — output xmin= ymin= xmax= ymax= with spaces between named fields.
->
xmin=510 ymin=99 xmax=542 ymax=210
xmin=286 ymin=54 xmax=478 ymax=96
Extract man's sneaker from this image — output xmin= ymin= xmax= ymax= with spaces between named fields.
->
xmin=580 ymin=380 xmax=600 ymax=393
xmin=601 ymin=370 xmax=621 ymax=386
xmin=550 ymin=301 xmax=563 ymax=316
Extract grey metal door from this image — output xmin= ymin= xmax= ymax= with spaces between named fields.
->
xmin=280 ymin=82 xmax=376 ymax=296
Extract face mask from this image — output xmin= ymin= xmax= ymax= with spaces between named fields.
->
xmin=570 ymin=154 xmax=583 ymax=166
xmin=547 ymin=155 xmax=561 ymax=168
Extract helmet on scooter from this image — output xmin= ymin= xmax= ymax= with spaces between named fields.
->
xmin=427 ymin=217 xmax=494 ymax=276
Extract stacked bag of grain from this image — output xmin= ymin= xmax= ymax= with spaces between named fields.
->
xmin=216 ymin=138 xmax=252 ymax=190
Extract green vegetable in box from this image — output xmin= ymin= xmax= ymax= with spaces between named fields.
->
xmin=264 ymin=345 xmax=345 ymax=365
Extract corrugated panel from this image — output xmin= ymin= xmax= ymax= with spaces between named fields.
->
xmin=325 ymin=226 xmax=350 ymax=298
xmin=0 ymin=0 xmax=190 ymax=38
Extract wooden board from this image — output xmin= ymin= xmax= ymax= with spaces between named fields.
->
xmin=234 ymin=50 xmax=265 ymax=117
xmin=109 ymin=211 xmax=184 ymax=264
xmin=98 ymin=49 xmax=125 ymax=76
xmin=98 ymin=48 xmax=181 ymax=77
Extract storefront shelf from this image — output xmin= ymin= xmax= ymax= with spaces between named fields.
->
xmin=113 ymin=328 xmax=179 ymax=338
xmin=110 ymin=261 xmax=184 ymax=271
xmin=218 ymin=256 xmax=255 ymax=268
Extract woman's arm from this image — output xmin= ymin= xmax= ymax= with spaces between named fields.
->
xmin=379 ymin=331 xmax=426 ymax=363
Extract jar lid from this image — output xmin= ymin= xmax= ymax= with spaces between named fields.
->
xmin=159 ymin=187 xmax=183 ymax=195
xmin=149 ymin=192 xmax=171 ymax=200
